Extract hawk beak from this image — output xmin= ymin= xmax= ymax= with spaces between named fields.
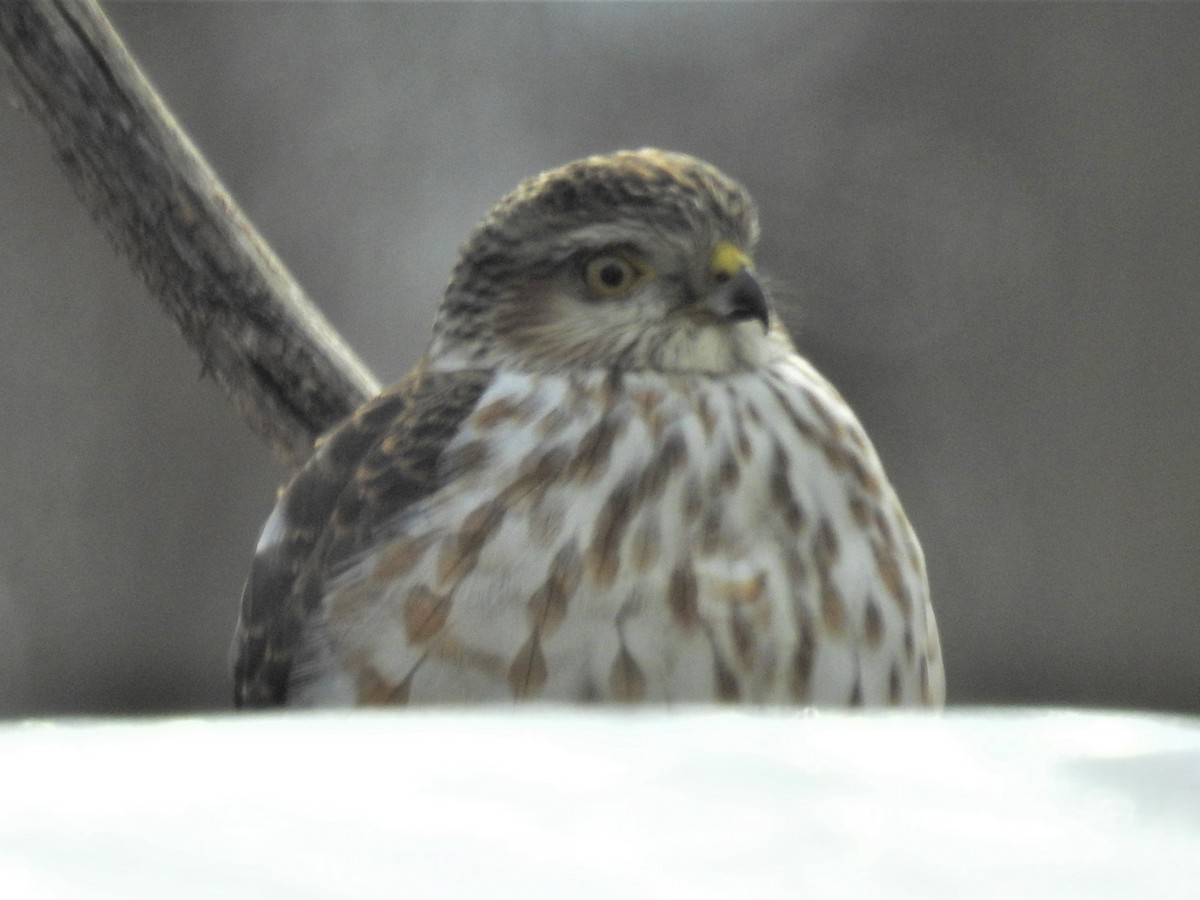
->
xmin=707 ymin=242 xmax=770 ymax=332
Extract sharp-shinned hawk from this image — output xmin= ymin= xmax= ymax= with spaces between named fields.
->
xmin=233 ymin=149 xmax=945 ymax=708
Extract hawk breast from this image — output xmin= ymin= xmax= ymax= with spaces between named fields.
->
xmin=293 ymin=361 xmax=943 ymax=708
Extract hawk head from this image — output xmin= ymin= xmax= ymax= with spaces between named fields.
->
xmin=428 ymin=149 xmax=792 ymax=374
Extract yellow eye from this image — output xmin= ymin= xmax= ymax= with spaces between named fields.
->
xmin=583 ymin=253 xmax=646 ymax=297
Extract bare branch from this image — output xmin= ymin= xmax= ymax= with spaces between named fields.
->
xmin=0 ymin=0 xmax=381 ymax=468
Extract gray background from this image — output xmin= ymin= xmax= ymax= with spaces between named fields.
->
xmin=1 ymin=2 xmax=1196 ymax=716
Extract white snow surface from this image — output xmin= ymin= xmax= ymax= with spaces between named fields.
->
xmin=0 ymin=708 xmax=1197 ymax=897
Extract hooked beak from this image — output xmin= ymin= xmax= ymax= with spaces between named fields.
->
xmin=708 ymin=268 xmax=771 ymax=332
xmin=706 ymin=241 xmax=770 ymax=332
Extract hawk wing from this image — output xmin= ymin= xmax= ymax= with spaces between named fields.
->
xmin=233 ymin=365 xmax=493 ymax=707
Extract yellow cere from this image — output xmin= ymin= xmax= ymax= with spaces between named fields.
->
xmin=709 ymin=241 xmax=752 ymax=282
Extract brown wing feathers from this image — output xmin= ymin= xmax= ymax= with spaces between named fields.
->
xmin=234 ymin=367 xmax=492 ymax=707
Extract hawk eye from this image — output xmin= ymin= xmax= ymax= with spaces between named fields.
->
xmin=583 ymin=253 xmax=646 ymax=298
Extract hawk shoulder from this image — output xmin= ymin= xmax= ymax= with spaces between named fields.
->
xmin=233 ymin=366 xmax=492 ymax=707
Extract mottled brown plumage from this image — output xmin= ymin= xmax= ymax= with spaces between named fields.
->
xmin=233 ymin=149 xmax=944 ymax=708
xmin=234 ymin=367 xmax=490 ymax=706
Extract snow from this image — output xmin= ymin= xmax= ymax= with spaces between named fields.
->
xmin=1 ymin=709 xmax=1197 ymax=897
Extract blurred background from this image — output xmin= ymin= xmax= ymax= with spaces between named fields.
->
xmin=0 ymin=2 xmax=1196 ymax=716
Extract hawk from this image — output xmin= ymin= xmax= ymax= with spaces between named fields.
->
xmin=233 ymin=149 xmax=944 ymax=709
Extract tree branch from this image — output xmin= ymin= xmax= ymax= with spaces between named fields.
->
xmin=0 ymin=0 xmax=381 ymax=468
